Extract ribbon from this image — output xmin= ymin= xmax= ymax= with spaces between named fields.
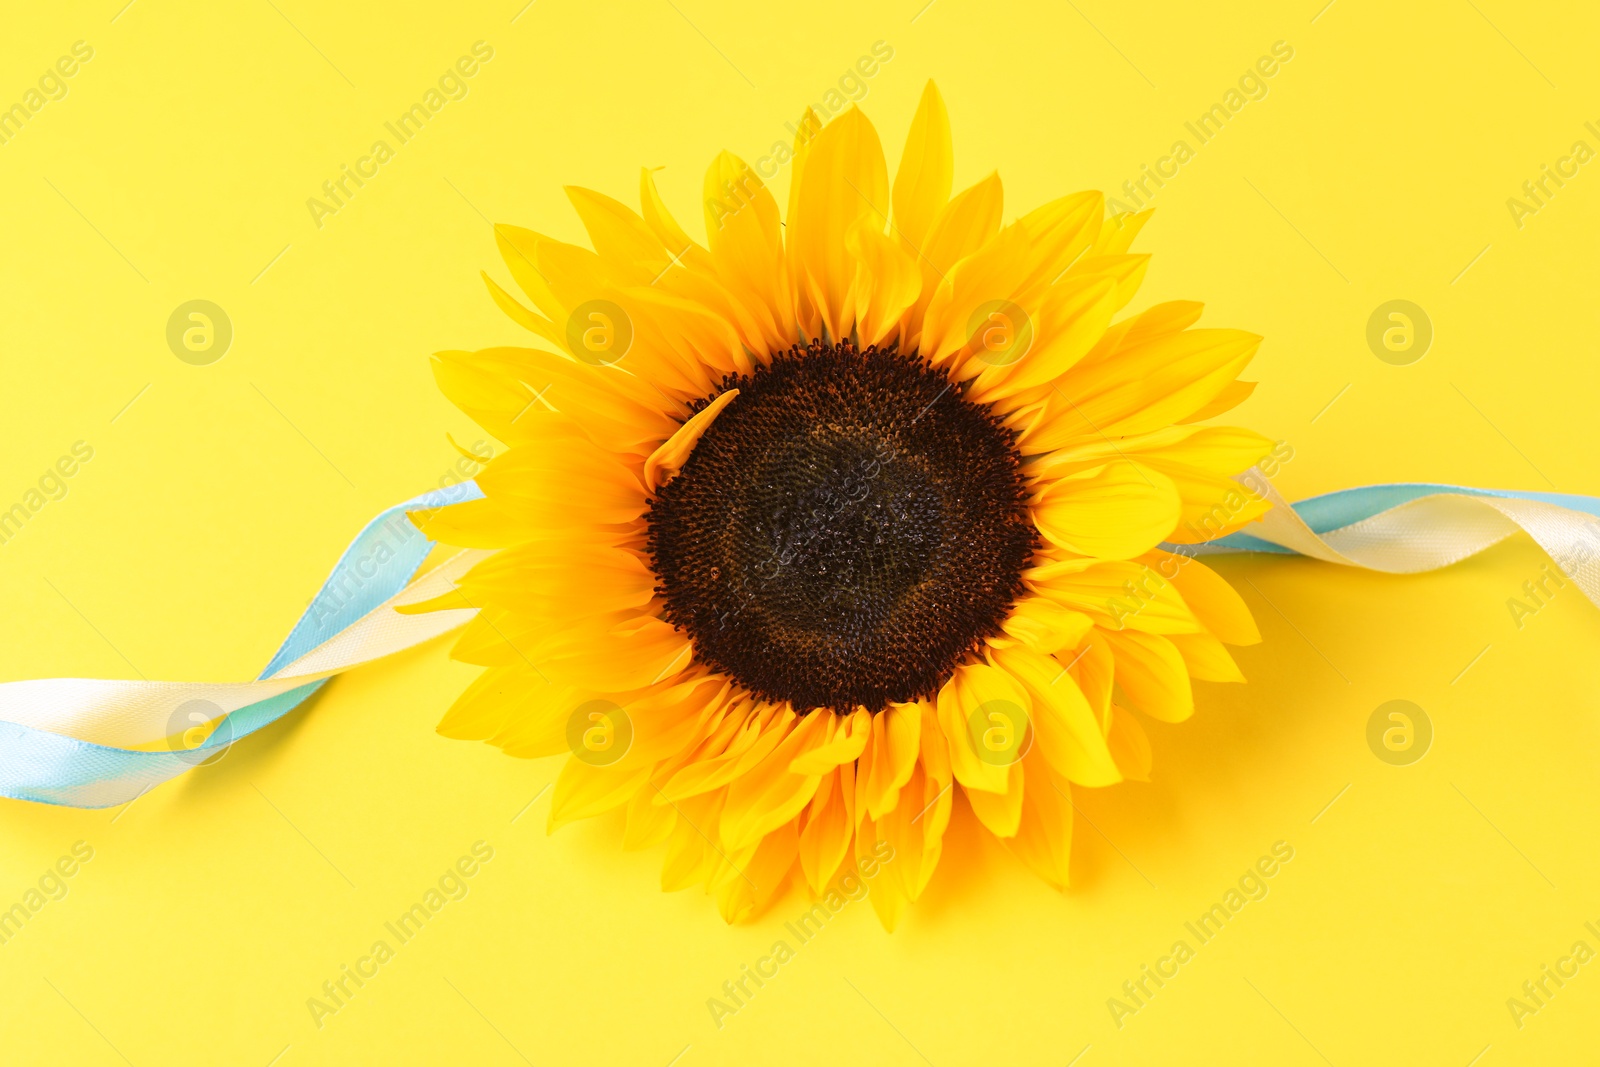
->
xmin=3 ymin=475 xmax=1598 ymax=809
xmin=1199 ymin=474 xmax=1600 ymax=612
xmin=0 ymin=484 xmax=486 ymax=808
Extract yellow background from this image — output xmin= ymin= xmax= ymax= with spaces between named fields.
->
xmin=2 ymin=0 xmax=1598 ymax=1063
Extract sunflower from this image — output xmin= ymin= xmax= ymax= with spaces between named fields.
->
xmin=409 ymin=82 xmax=1271 ymax=928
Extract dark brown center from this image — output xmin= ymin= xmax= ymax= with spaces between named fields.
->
xmin=645 ymin=341 xmax=1037 ymax=713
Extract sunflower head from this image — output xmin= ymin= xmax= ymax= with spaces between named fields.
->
xmin=414 ymin=82 xmax=1270 ymax=928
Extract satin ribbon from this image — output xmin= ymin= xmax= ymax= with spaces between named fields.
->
xmin=0 ymin=484 xmax=487 ymax=808
xmin=3 ymin=475 xmax=1598 ymax=809
xmin=1196 ymin=472 xmax=1600 ymax=612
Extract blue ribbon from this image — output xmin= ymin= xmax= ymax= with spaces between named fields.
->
xmin=1212 ymin=482 xmax=1600 ymax=553
xmin=0 ymin=482 xmax=483 ymax=808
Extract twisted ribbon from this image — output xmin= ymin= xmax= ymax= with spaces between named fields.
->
xmin=3 ymin=476 xmax=1597 ymax=808
xmin=0 ymin=485 xmax=487 ymax=808
xmin=1203 ymin=475 xmax=1600 ymax=612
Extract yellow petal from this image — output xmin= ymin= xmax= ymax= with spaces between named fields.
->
xmin=1026 ymin=557 xmax=1205 ymax=636
xmin=431 ymin=347 xmax=677 ymax=456
xmin=1032 ymin=424 xmax=1272 ymax=478
xmin=789 ymin=707 xmax=872 ymax=775
xmin=653 ymin=262 xmax=780 ymax=357
xmin=651 ymin=697 xmax=746 ymax=783
xmin=1156 ymin=552 xmax=1260 ymax=645
xmin=1178 ymin=379 xmax=1257 ymax=423
xmin=660 ymin=791 xmax=724 ymax=891
xmin=1121 ymin=299 xmax=1204 ymax=344
xmin=602 ymin=287 xmax=734 ymax=397
xmin=858 ymin=814 xmax=909 ymax=931
xmin=624 ymin=782 xmax=678 ymax=850
xmin=993 ymin=595 xmax=1095 ymax=655
xmin=640 ymin=167 xmax=710 ymax=270
xmin=423 ymin=413 xmax=645 ymax=533
xmin=990 ymin=645 xmax=1120 ymax=787
xmin=1153 ymin=462 xmax=1273 ymax=544
xmin=644 ymin=388 xmax=738 ymax=491
xmin=860 ymin=742 xmax=947 ymax=925
xmin=719 ymin=710 xmax=831 ymax=850
xmin=922 ymin=173 xmax=1003 ymax=265
xmin=408 ymin=497 xmax=535 ymax=551
xmin=565 ymin=185 xmax=667 ymax=281
xmin=493 ymin=225 xmax=563 ymax=323
xmin=1106 ymin=704 xmax=1152 ymax=782
xmin=1021 ymin=300 xmax=1198 ymax=403
xmin=713 ymin=820 xmax=799 ymax=923
xmin=1012 ymin=191 xmax=1104 ymax=305
xmin=446 ymin=602 xmax=548 ymax=666
xmin=863 ymin=703 xmax=957 ymax=916
xmin=858 ymin=700 xmax=923 ymax=820
xmin=785 ymin=107 xmax=826 ymax=338
xmin=481 ymin=272 xmax=566 ymax=349
xmin=1093 ymin=209 xmax=1153 ymax=256
xmin=1102 ymin=629 xmax=1193 ymax=722
xmin=455 ymin=540 xmax=655 ymax=619
xmin=548 ymin=757 xmax=650 ymax=830
xmin=657 ymin=705 xmax=790 ymax=802
xmin=1032 ymin=461 xmax=1181 ymax=559
xmin=847 ymin=223 xmax=923 ymax=347
xmin=937 ymin=661 xmax=1030 ymax=793
xmin=1045 ymin=328 xmax=1264 ymax=439
xmin=964 ymin=763 xmax=1024 ymax=837
xmin=1129 ymin=423 xmax=1275 ymax=470
xmin=1003 ymin=745 xmax=1074 ymax=889
xmin=798 ymin=767 xmax=854 ymax=893
xmin=790 ymin=106 xmax=889 ymax=340
xmin=702 ymin=152 xmax=794 ymax=347
xmin=919 ymin=221 xmax=1030 ymax=365
xmin=890 ymin=80 xmax=953 ymax=252
xmin=437 ymin=664 xmax=562 ymax=747
xmin=494 ymin=225 xmax=614 ymax=321
xmin=1064 ymin=629 xmax=1115 ymax=733
xmin=474 ymin=415 xmax=646 ymax=516
xmin=537 ymin=614 xmax=693 ymax=694
xmin=963 ymin=275 xmax=1118 ymax=405
xmin=904 ymin=173 xmax=1004 ymax=344
xmin=1168 ymin=631 xmax=1245 ymax=682
xmin=1059 ymin=252 xmax=1150 ymax=317
xmin=621 ymin=673 xmax=730 ymax=766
